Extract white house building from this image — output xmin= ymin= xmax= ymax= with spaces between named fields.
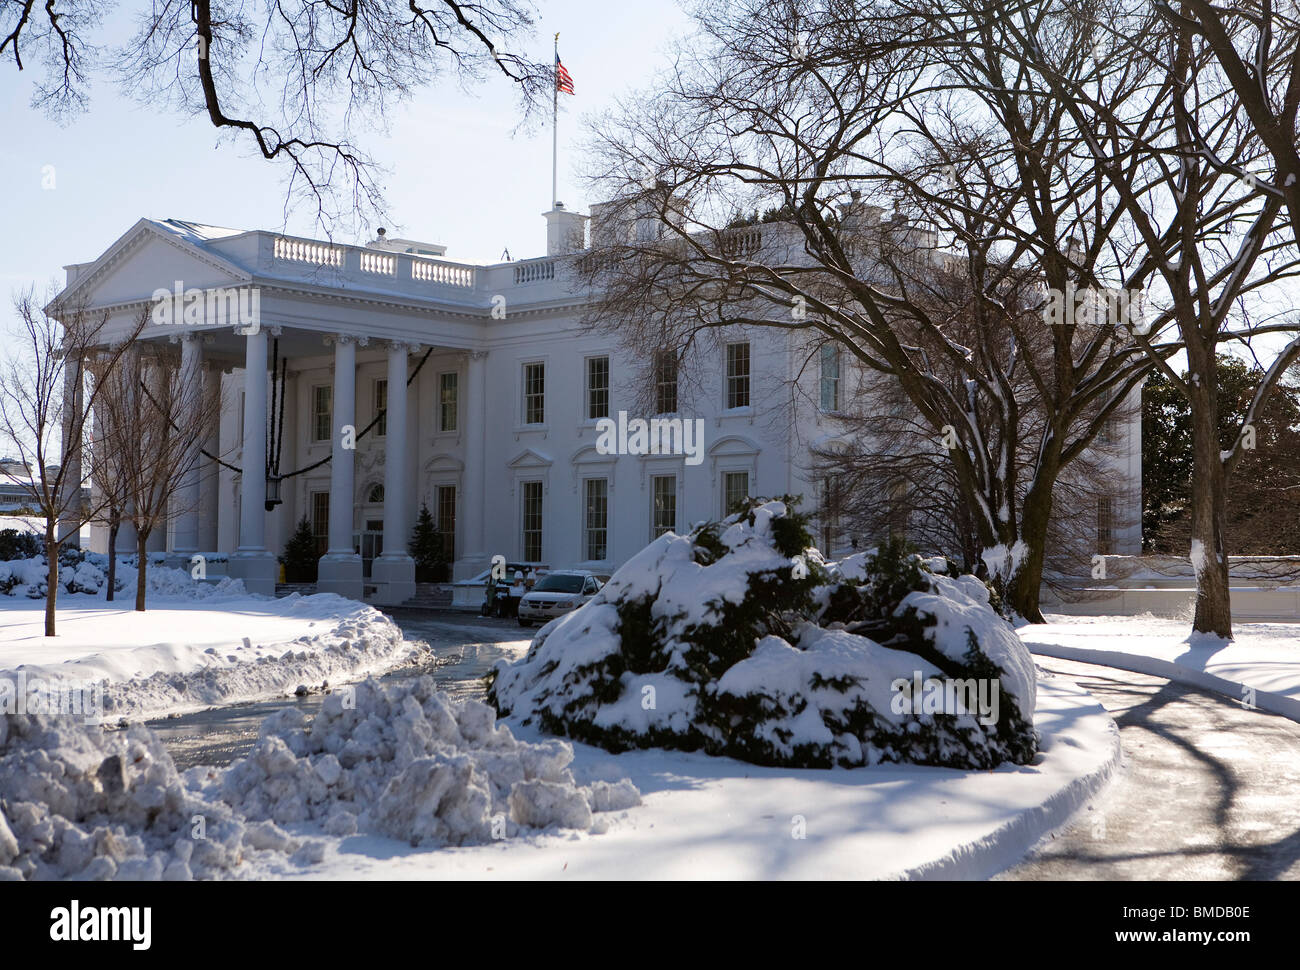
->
xmin=49 ymin=205 xmax=1142 ymax=601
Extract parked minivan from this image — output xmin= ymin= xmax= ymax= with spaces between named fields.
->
xmin=516 ymin=570 xmax=604 ymax=626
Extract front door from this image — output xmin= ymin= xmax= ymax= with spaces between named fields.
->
xmin=359 ymin=521 xmax=384 ymax=578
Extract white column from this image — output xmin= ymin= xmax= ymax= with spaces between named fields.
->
xmin=92 ymin=405 xmax=134 ymax=555
xmin=170 ymin=334 xmax=203 ymax=559
xmin=57 ymin=355 xmax=83 ymax=548
xmin=370 ymin=341 xmax=416 ymax=603
xmin=228 ymin=327 xmax=277 ymax=594
xmin=457 ymin=349 xmax=488 ymax=579
xmin=318 ymin=335 xmax=363 ymax=598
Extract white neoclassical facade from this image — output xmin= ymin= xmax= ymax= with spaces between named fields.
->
xmin=51 ymin=206 xmax=1142 ymax=601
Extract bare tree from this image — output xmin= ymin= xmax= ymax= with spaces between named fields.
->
xmin=0 ymin=291 xmax=143 ymax=635
xmin=3 ymin=0 xmax=550 ymax=224
xmin=987 ymin=0 xmax=1300 ymax=636
xmin=577 ymin=0 xmax=1169 ymax=621
xmin=85 ymin=344 xmax=137 ymax=604
xmin=88 ymin=328 xmax=220 ymax=611
xmin=1167 ymin=2 xmax=1300 ymax=249
xmin=809 ymin=330 xmax=1138 ymax=581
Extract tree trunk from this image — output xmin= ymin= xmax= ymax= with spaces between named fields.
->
xmin=44 ymin=526 xmax=58 ymax=637
xmin=106 ymin=519 xmax=119 ymax=602
xmin=135 ymin=532 xmax=148 ymax=612
xmin=1187 ymin=370 xmax=1233 ymax=637
xmin=1008 ymin=481 xmax=1055 ymax=624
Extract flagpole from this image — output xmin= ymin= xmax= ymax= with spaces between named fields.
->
xmin=552 ymin=32 xmax=559 ymax=209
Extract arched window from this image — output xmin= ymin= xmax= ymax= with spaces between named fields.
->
xmin=367 ymin=483 xmax=385 ymax=504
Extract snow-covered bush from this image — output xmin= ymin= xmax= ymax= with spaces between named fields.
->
xmin=207 ymin=674 xmax=640 ymax=847
xmin=0 ymin=557 xmax=48 ymax=597
xmin=0 ymin=548 xmax=113 ymax=598
xmin=490 ymin=499 xmax=1038 ymax=770
xmin=0 ymin=528 xmax=41 ymax=562
xmin=0 ymin=548 xmax=243 ymax=600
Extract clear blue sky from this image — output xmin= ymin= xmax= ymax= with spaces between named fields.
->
xmin=0 ymin=0 xmax=694 ymax=296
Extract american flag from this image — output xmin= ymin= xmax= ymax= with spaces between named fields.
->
xmin=556 ymin=55 xmax=574 ymax=95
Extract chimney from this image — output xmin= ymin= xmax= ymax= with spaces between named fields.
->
xmin=544 ymin=202 xmax=589 ymax=256
xmin=589 ymin=200 xmax=630 ymax=249
xmin=838 ymin=192 xmax=884 ymax=231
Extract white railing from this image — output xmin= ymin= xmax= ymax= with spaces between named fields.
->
xmin=721 ymin=228 xmax=762 ymax=258
xmin=513 ymin=259 xmax=556 ymax=284
xmin=359 ymin=251 xmax=396 ymax=275
xmin=411 ymin=259 xmax=475 ymax=288
xmin=273 ymin=236 xmax=345 ymax=267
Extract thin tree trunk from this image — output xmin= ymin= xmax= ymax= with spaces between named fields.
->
xmin=1187 ymin=367 xmax=1233 ymax=637
xmin=106 ymin=518 xmax=119 ymax=602
xmin=44 ymin=526 xmax=58 ymax=637
xmin=136 ymin=532 xmax=148 ymax=612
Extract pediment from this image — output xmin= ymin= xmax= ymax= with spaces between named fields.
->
xmin=425 ymin=454 xmax=465 ymax=474
xmin=571 ymin=443 xmax=618 ymax=465
xmin=808 ymin=432 xmax=853 ymax=457
xmin=51 ymin=219 xmax=252 ymax=315
xmin=707 ymin=434 xmax=762 ymax=457
xmin=507 ymin=447 xmax=554 ymax=469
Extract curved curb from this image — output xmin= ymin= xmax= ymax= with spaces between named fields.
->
xmin=889 ymin=678 xmax=1123 ymax=881
xmin=1026 ymin=643 xmax=1300 ymax=725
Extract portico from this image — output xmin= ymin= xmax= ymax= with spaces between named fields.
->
xmin=215 ymin=324 xmax=487 ymax=599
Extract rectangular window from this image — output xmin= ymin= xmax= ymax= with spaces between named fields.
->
xmin=726 ymin=342 xmax=751 ymax=409
xmin=522 ymin=481 xmax=544 ymax=561
xmin=821 ymin=476 xmax=841 ymax=553
xmin=654 ymin=351 xmax=678 ymax=415
xmin=652 ymin=475 xmax=677 ymax=539
xmin=312 ymin=385 xmax=333 ymax=442
xmin=374 ymin=379 xmax=387 ymax=437
xmin=888 ymin=482 xmax=909 ymax=541
xmin=310 ymin=491 xmax=330 ymax=557
xmin=819 ymin=344 xmax=841 ymax=412
xmin=523 ymin=362 xmax=546 ymax=425
xmin=586 ymin=356 xmax=610 ymax=420
xmin=436 ymin=485 xmax=457 ymax=563
xmin=1097 ymin=496 xmax=1114 ymax=555
xmin=439 ymin=372 xmax=458 ymax=432
xmin=723 ymin=470 xmax=749 ymax=516
xmin=584 ymin=478 xmax=608 ymax=561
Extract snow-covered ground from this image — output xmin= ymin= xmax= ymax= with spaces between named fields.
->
xmin=248 ymin=670 xmax=1118 ymax=881
xmin=0 ymin=557 xmax=1141 ymax=879
xmin=0 ymin=586 xmax=419 ymax=721
xmin=1020 ymin=614 xmax=1300 ymax=721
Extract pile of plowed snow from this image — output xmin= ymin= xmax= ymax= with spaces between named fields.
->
xmin=0 ymin=677 xmax=639 ymax=880
xmin=205 ymin=675 xmax=640 ymax=846
xmin=0 ymin=712 xmax=265 ymax=880
xmin=0 ymin=590 xmax=420 ymax=721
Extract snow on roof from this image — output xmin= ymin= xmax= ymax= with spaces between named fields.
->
xmin=150 ymin=219 xmax=250 ymax=246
